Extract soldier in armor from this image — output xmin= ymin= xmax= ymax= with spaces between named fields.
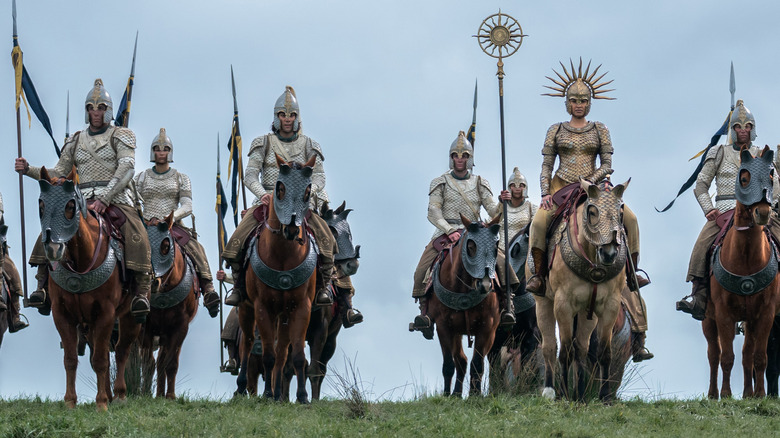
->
xmin=498 ymin=167 xmax=538 ymax=252
xmin=677 ymin=100 xmax=780 ymax=320
xmin=0 ymin=193 xmax=29 ymax=332
xmin=15 ymin=79 xmax=152 ymax=322
xmin=135 ymin=128 xmax=220 ymax=318
xmin=222 ymin=86 xmax=362 ymax=327
xmin=527 ymin=61 xmax=653 ymax=361
xmin=409 ymin=131 xmax=518 ymax=340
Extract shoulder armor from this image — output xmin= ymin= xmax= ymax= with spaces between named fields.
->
xmin=112 ymin=127 xmax=136 ymax=149
xmin=429 ymin=174 xmax=447 ymax=195
xmin=478 ymin=175 xmax=493 ymax=195
xmin=306 ymin=137 xmax=325 ymax=161
xmin=248 ymin=135 xmax=267 ymax=156
xmin=704 ymin=144 xmax=724 ymax=162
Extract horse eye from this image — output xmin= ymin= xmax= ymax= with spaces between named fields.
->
xmin=276 ymin=181 xmax=286 ymax=200
xmin=64 ymin=200 xmax=76 ymax=220
xmin=161 ymin=238 xmax=171 ymax=256
xmin=740 ymin=170 xmax=751 ymax=188
xmin=587 ymin=205 xmax=599 ymax=225
xmin=303 ymin=185 xmax=311 ymax=203
xmin=467 ymin=240 xmax=477 ymax=258
xmin=39 ymin=200 xmax=45 ymax=219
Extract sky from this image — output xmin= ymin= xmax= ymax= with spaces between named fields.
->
xmin=2 ymin=0 xmax=780 ymax=403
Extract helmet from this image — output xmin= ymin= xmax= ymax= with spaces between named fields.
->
xmin=542 ymin=58 xmax=615 ymax=116
xmin=272 ymin=86 xmax=300 ymax=133
xmin=449 ymin=131 xmax=474 ymax=170
xmin=729 ymin=99 xmax=757 ymax=144
xmin=508 ymin=167 xmax=528 ymax=196
xmin=565 ymin=79 xmax=592 ymax=116
xmin=149 ymin=128 xmax=174 ymax=162
xmin=84 ymin=78 xmax=113 ymax=124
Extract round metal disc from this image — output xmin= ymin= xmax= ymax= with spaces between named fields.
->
xmin=475 ymin=11 xmax=525 ymax=59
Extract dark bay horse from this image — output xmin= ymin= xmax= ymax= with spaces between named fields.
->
xmin=427 ymin=213 xmax=502 ymax=397
xmin=140 ymin=213 xmax=198 ymax=399
xmin=0 ymin=220 xmax=10 ymax=350
xmin=38 ymin=168 xmax=141 ymax=411
xmin=537 ymin=178 xmax=630 ymax=402
xmin=239 ymin=154 xmax=318 ymax=403
xmin=703 ymin=146 xmax=780 ymax=399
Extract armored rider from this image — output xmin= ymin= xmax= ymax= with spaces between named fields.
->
xmin=677 ymin=100 xmax=780 ymax=320
xmin=0 ymin=193 xmax=29 ymax=332
xmin=15 ymin=79 xmax=152 ymax=322
xmin=526 ymin=61 xmax=653 ymax=361
xmin=135 ymin=128 xmax=221 ymax=318
xmin=498 ymin=167 xmax=538 ymax=253
xmin=409 ymin=131 xmax=518 ymax=340
xmin=221 ymin=86 xmax=362 ymax=327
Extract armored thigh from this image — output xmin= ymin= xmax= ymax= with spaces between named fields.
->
xmin=117 ymin=204 xmax=152 ymax=273
xmin=308 ymin=213 xmax=335 ymax=262
xmin=686 ymin=220 xmax=721 ymax=282
xmin=496 ymin=249 xmax=520 ymax=289
xmin=623 ymin=205 xmax=640 ymax=255
xmin=770 ymin=214 xmax=780 ymax=243
xmin=184 ymin=237 xmax=212 ymax=280
xmin=412 ymin=239 xmax=439 ymax=298
xmin=334 ymin=275 xmax=355 ymax=295
xmin=3 ymin=256 xmax=22 ymax=296
xmin=621 ymin=287 xmax=647 ymax=332
xmin=30 ymin=233 xmax=47 ymax=266
xmin=528 ymin=207 xmax=554 ymax=251
xmin=223 ymin=205 xmax=260 ymax=263
xmin=221 ymin=307 xmax=240 ymax=342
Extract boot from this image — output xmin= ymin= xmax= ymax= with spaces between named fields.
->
xmin=314 ymin=260 xmax=335 ymax=308
xmin=628 ymin=252 xmax=650 ymax=291
xmin=676 ymin=277 xmax=708 ymax=321
xmin=223 ymin=342 xmax=239 ymax=375
xmin=631 ymin=332 xmax=654 ymax=362
xmin=29 ymin=265 xmax=51 ymax=316
xmin=340 ymin=292 xmax=363 ymax=328
xmin=0 ymin=300 xmax=6 ymax=311
xmin=224 ymin=266 xmax=244 ymax=306
xmin=131 ymin=273 xmax=151 ymax=324
xmin=8 ymin=297 xmax=28 ymax=333
xmin=408 ymin=296 xmax=434 ymax=340
xmin=526 ymin=248 xmax=548 ymax=297
xmin=200 ymin=278 xmax=220 ymax=318
xmin=499 ymin=288 xmax=516 ymax=329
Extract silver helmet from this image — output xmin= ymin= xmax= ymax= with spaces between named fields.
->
xmin=149 ymin=127 xmax=174 ymax=162
xmin=84 ymin=78 xmax=113 ymax=124
xmin=449 ymin=131 xmax=474 ymax=170
xmin=272 ymin=86 xmax=300 ymax=133
xmin=508 ymin=167 xmax=528 ymax=197
xmin=730 ymin=99 xmax=757 ymax=144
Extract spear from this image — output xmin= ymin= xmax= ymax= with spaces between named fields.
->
xmin=231 ymin=66 xmax=247 ymax=211
xmin=216 ymin=132 xmax=226 ymax=372
xmin=115 ymin=32 xmax=138 ymax=128
xmin=11 ymin=0 xmax=29 ymax=302
xmin=726 ymin=61 xmax=736 ymax=144
xmin=64 ymin=90 xmax=69 ymax=142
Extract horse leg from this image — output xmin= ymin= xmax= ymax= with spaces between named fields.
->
xmin=593 ymin=315 xmax=615 ymax=403
xmin=742 ymin=319 xmax=757 ymax=398
xmin=487 ymin=321 xmax=510 ymax=394
xmin=452 ymin=335 xmax=468 ymax=398
xmin=254 ymin=301 xmax=278 ymax=400
xmin=536 ymin=296 xmax=557 ymax=399
xmin=114 ymin=313 xmax=142 ymax=403
xmin=767 ymin=317 xmax=780 ymax=397
xmin=715 ymin=316 xmax=737 ymax=399
xmin=307 ymin=310 xmax=328 ymax=401
xmin=272 ymin=320 xmax=292 ymax=403
xmin=438 ymin=331 xmax=455 ymax=396
xmin=702 ymin=317 xmax=720 ymax=399
xmin=555 ymin=300 xmax=576 ymax=400
xmin=237 ymin=305 xmax=259 ymax=396
xmin=748 ymin=316 xmax=772 ymax=398
xmin=289 ymin=312 xmax=310 ymax=405
xmin=470 ymin=323 xmax=497 ymax=397
xmin=52 ymin=312 xmax=79 ymax=409
xmin=574 ymin=316 xmax=597 ymax=402
xmin=88 ymin=313 xmax=117 ymax=410
xmin=163 ymin=324 xmax=188 ymax=400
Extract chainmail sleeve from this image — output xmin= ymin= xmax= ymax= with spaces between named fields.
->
xmin=478 ymin=177 xmax=499 ymax=218
xmin=540 ymin=124 xmax=560 ymax=196
xmin=306 ymin=139 xmax=328 ymax=207
xmin=100 ymin=129 xmax=135 ymax=205
xmin=244 ymin=136 xmax=268 ymax=202
xmin=173 ymin=172 xmax=193 ymax=222
xmin=694 ymin=146 xmax=720 ymax=215
xmin=587 ymin=122 xmax=614 ymax=183
xmin=428 ymin=176 xmax=456 ymax=235
xmin=27 ymin=135 xmax=78 ymax=181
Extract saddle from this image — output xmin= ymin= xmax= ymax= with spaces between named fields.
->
xmin=547 ymin=182 xmax=586 ymax=241
xmin=85 ymin=201 xmax=128 ymax=283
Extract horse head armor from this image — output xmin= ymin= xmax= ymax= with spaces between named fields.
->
xmin=38 ymin=172 xmax=88 ymax=260
xmin=321 ymin=201 xmax=360 ymax=276
xmin=736 ymin=148 xmax=774 ymax=207
xmin=459 ymin=213 xmax=500 ymax=280
xmin=148 ymin=217 xmax=175 ymax=278
xmin=273 ymin=154 xmax=315 ymax=227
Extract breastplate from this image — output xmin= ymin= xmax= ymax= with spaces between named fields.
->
xmin=138 ymin=169 xmax=180 ymax=220
xmin=499 ymin=202 xmax=533 ymax=250
xmin=554 ymin=123 xmax=600 ymax=184
xmin=261 ymin=135 xmax=310 ymax=190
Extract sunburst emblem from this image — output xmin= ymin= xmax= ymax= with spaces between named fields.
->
xmin=474 ymin=11 xmax=526 ymax=59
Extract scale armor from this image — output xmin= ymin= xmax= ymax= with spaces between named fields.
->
xmin=149 ymin=128 xmax=174 ymax=162
xmin=694 ymin=143 xmax=765 ymax=214
xmin=135 ymin=168 xmax=192 ymax=222
xmin=540 ymin=121 xmax=613 ymax=196
xmin=499 ymin=201 xmax=537 ymax=250
xmin=245 ymin=133 xmax=327 ymax=210
xmin=428 ymin=172 xmax=498 ymax=239
xmin=84 ymin=79 xmax=113 ymax=124
xmin=273 ymin=86 xmax=300 ymax=132
xmin=28 ymin=126 xmax=136 ymax=206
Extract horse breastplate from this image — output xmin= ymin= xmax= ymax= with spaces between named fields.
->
xmin=50 ymin=239 xmax=123 ymax=294
xmin=712 ymin=243 xmax=778 ymax=296
xmin=432 ymin=262 xmax=489 ymax=311
xmin=248 ymin=236 xmax=317 ymax=290
xmin=558 ymin=224 xmax=627 ymax=283
xmin=150 ymin=257 xmax=195 ymax=309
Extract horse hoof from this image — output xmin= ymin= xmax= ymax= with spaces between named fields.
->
xmin=542 ymin=387 xmax=555 ymax=400
xmin=65 ymin=400 xmax=76 ymax=409
xmin=96 ymin=403 xmax=108 ymax=412
xmin=112 ymin=397 xmax=127 ymax=405
xmin=297 ymin=396 xmax=310 ymax=405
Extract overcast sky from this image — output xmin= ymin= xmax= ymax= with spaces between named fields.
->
xmin=2 ymin=0 xmax=780 ymax=402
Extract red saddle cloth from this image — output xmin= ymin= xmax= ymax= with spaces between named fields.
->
xmin=547 ymin=182 xmax=586 ymax=239
xmin=170 ymin=224 xmax=191 ymax=247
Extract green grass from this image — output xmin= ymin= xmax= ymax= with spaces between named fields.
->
xmin=3 ymin=395 xmax=780 ymax=437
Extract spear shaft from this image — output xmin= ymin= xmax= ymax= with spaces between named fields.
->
xmin=216 ymin=132 xmax=226 ymax=372
xmin=12 ymin=0 xmax=29 ymax=302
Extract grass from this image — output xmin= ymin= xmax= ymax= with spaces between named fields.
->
xmin=3 ymin=395 xmax=780 ymax=437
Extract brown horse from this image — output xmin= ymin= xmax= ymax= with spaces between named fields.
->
xmin=703 ymin=146 xmax=780 ymax=399
xmin=239 ymin=154 xmax=318 ymax=403
xmin=140 ymin=213 xmax=198 ymax=399
xmin=426 ymin=213 xmax=502 ymax=397
xmin=537 ymin=178 xmax=630 ymax=402
xmin=38 ymin=168 xmax=141 ymax=411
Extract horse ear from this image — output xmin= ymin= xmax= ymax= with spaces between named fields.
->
xmin=334 ymin=201 xmax=346 ymax=215
xmin=301 ymin=166 xmax=313 ymax=178
xmin=487 ymin=213 xmax=501 ymax=227
xmin=762 ymin=147 xmax=774 ymax=164
xmin=40 ymin=166 xmax=50 ymax=182
xmin=157 ymin=221 xmax=169 ymax=232
xmin=39 ymin=178 xmax=51 ymax=192
xmin=319 ymin=201 xmax=330 ymax=218
xmin=274 ymin=152 xmax=286 ymax=169
xmin=354 ymin=245 xmax=360 ymax=259
xmin=612 ymin=178 xmax=631 ymax=198
xmin=304 ymin=155 xmax=317 ymax=169
xmin=581 ymin=177 xmax=599 ymax=199
xmin=342 ymin=209 xmax=353 ymax=219
xmin=741 ymin=148 xmax=754 ymax=164
xmin=66 ymin=166 xmax=76 ymax=182
xmin=489 ymin=223 xmax=501 ymax=235
xmin=165 ymin=211 xmax=175 ymax=228
xmin=460 ymin=213 xmax=471 ymax=228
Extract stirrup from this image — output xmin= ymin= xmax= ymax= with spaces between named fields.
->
xmin=224 ymin=290 xmax=242 ymax=306
xmin=28 ymin=289 xmax=47 ymax=308
xmin=499 ymin=310 xmax=516 ymax=328
xmin=9 ymin=315 xmax=29 ymax=333
xmin=131 ymin=296 xmax=150 ymax=323
xmin=343 ymin=308 xmax=363 ymax=328
xmin=632 ymin=347 xmax=654 ymax=363
xmin=223 ymin=358 xmax=238 ymax=375
xmin=676 ymin=296 xmax=705 ymax=321
xmin=526 ymin=275 xmax=546 ymax=297
xmin=314 ymin=289 xmax=334 ymax=307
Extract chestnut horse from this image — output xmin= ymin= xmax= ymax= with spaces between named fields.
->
xmin=238 ymin=154 xmax=318 ymax=403
xmin=537 ymin=178 xmax=630 ymax=402
xmin=0 ymin=220 xmax=10 ymax=350
xmin=426 ymin=213 xmax=502 ymax=397
xmin=140 ymin=213 xmax=198 ymax=399
xmin=38 ymin=168 xmax=141 ymax=411
xmin=703 ymin=146 xmax=780 ymax=399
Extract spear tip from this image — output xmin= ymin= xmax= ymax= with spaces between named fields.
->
xmin=12 ymin=0 xmax=18 ymax=37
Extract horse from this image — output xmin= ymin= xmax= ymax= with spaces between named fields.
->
xmin=537 ymin=178 xmax=630 ymax=402
xmin=140 ymin=212 xmax=198 ymax=399
xmin=703 ymin=146 xmax=780 ymax=399
xmin=0 ymin=220 xmax=10 ymax=350
xmin=426 ymin=213 xmax=502 ymax=397
xmin=238 ymin=154 xmax=318 ymax=403
xmin=38 ymin=168 xmax=141 ymax=411
xmin=766 ymin=315 xmax=780 ymax=397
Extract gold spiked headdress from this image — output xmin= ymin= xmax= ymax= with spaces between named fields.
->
xmin=543 ymin=58 xmax=614 ymax=114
